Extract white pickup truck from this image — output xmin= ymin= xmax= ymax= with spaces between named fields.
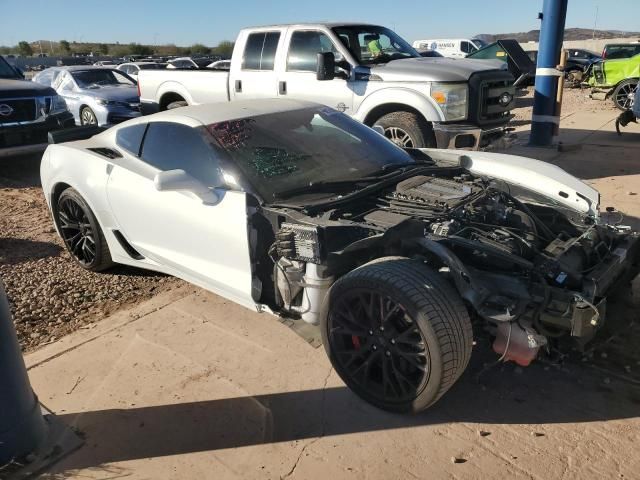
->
xmin=138 ymin=23 xmax=515 ymax=150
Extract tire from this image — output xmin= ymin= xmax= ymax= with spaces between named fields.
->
xmin=55 ymin=188 xmax=113 ymax=272
xmin=166 ymin=100 xmax=188 ymax=110
xmin=80 ymin=106 xmax=98 ymax=126
xmin=373 ymin=111 xmax=436 ymax=148
xmin=321 ymin=257 xmax=472 ymax=413
xmin=612 ymin=79 xmax=638 ymax=111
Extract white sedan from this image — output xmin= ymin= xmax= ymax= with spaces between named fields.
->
xmin=41 ymin=99 xmax=640 ymax=413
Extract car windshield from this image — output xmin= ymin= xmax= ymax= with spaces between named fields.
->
xmin=332 ymin=25 xmax=420 ymax=65
xmin=71 ymin=69 xmax=135 ymax=88
xmin=206 ymin=106 xmax=416 ymax=201
xmin=0 ymin=56 xmax=20 ymax=79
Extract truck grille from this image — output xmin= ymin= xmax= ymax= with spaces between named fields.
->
xmin=0 ymin=98 xmax=37 ymax=124
xmin=468 ymin=71 xmax=515 ymax=127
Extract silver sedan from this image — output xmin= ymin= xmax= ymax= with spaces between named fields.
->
xmin=33 ymin=66 xmax=141 ymax=127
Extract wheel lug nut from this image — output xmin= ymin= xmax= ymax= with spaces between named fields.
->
xmin=368 ymin=330 xmax=374 ymax=335
xmin=385 ymin=351 xmax=391 ymax=357
xmin=379 ymin=326 xmax=385 ymax=332
xmin=390 ymin=339 xmax=396 ymax=345
xmin=372 ymin=345 xmax=378 ymax=351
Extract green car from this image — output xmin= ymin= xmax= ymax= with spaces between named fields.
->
xmin=588 ymin=53 xmax=639 ymax=110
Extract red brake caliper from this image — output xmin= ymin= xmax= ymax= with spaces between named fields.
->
xmin=352 ymin=335 xmax=361 ymax=350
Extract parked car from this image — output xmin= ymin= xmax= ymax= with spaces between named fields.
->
xmin=0 ymin=54 xmax=74 ymax=157
xmin=93 ymin=60 xmax=117 ymax=67
xmin=167 ymin=57 xmax=199 ymax=69
xmin=41 ymin=99 xmax=640 ymax=413
xmin=411 ymin=38 xmax=488 ymax=58
xmin=117 ymin=62 xmax=167 ymax=78
xmin=33 ymin=66 xmax=141 ymax=126
xmin=206 ymin=59 xmax=231 ymax=69
xmin=137 ymin=23 xmax=515 ymax=150
xmin=615 ymin=84 xmax=639 ymax=134
xmin=587 ymin=53 xmax=639 ymax=109
xmin=601 ymin=42 xmax=640 ymax=60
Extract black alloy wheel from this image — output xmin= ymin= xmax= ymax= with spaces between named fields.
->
xmin=328 ymin=288 xmax=430 ymax=404
xmin=321 ymin=258 xmax=473 ymax=413
xmin=612 ymin=79 xmax=638 ymax=111
xmin=56 ymin=188 xmax=113 ymax=271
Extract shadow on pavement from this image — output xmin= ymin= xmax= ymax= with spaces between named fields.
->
xmin=52 ymin=346 xmax=640 ymax=473
xmin=0 ymin=237 xmax=62 ymax=265
xmin=0 ymin=153 xmax=43 ymax=189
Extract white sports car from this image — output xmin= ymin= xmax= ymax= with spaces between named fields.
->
xmin=41 ymin=99 xmax=640 ymax=413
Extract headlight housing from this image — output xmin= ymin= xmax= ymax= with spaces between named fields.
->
xmin=49 ymin=95 xmax=68 ymax=115
xmin=430 ymin=82 xmax=468 ymax=121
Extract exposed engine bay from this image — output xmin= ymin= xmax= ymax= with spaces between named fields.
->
xmin=250 ymin=161 xmax=640 ymax=367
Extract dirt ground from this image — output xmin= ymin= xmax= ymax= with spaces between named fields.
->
xmin=0 ymin=155 xmax=183 ymax=351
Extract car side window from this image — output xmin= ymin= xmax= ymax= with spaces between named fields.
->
xmin=461 ymin=41 xmax=472 ymax=54
xmin=242 ymin=31 xmax=281 ymax=70
xmin=140 ymin=122 xmax=221 ymax=187
xmin=287 ymin=31 xmax=338 ymax=72
xmin=115 ymin=123 xmax=147 ymax=156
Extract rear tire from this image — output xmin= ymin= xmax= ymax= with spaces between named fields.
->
xmin=612 ymin=79 xmax=638 ymax=111
xmin=373 ymin=111 xmax=436 ymax=148
xmin=55 ymin=188 xmax=113 ymax=272
xmin=166 ymin=100 xmax=188 ymax=110
xmin=321 ymin=258 xmax=472 ymax=413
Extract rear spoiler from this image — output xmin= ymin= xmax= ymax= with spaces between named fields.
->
xmin=48 ymin=125 xmax=106 ymax=144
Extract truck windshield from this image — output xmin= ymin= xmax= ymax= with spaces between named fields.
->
xmin=332 ymin=25 xmax=420 ymax=65
xmin=206 ymin=106 xmax=416 ymax=201
xmin=0 ymin=56 xmax=20 ymax=79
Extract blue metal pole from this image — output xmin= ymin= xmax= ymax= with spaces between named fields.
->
xmin=529 ymin=0 xmax=569 ymax=146
xmin=0 ymin=279 xmax=46 ymax=465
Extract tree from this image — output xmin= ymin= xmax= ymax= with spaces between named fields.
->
xmin=97 ymin=43 xmax=109 ymax=55
xmin=211 ymin=40 xmax=234 ymax=58
xmin=59 ymin=39 xmax=71 ymax=54
xmin=190 ymin=43 xmax=210 ymax=55
xmin=128 ymin=43 xmax=153 ymax=56
xmin=17 ymin=41 xmax=33 ymax=56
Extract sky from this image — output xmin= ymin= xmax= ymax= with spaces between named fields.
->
xmin=1 ymin=0 xmax=639 ymax=47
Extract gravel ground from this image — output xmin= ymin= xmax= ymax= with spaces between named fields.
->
xmin=0 ymin=155 xmax=183 ymax=351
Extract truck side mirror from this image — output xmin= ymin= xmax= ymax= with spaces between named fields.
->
xmin=317 ymin=52 xmax=336 ymax=81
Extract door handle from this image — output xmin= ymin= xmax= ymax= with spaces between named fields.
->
xmin=279 ymin=81 xmax=287 ymax=95
xmin=235 ymin=80 xmax=242 ymax=93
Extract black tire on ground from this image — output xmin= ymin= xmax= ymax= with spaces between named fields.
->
xmin=373 ymin=111 xmax=436 ymax=148
xmin=320 ymin=257 xmax=473 ymax=413
xmin=55 ymin=187 xmax=113 ymax=272
xmin=612 ymin=79 xmax=638 ymax=111
xmin=80 ymin=106 xmax=98 ymax=125
xmin=166 ymin=100 xmax=189 ymax=110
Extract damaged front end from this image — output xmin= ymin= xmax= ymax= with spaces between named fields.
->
xmin=258 ymin=153 xmax=640 ymax=367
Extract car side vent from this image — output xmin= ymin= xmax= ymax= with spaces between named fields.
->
xmin=87 ymin=147 xmax=123 ymax=159
xmin=112 ymin=230 xmax=144 ymax=260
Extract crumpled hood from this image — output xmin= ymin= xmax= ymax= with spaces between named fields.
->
xmin=0 ymin=79 xmax=56 ymax=98
xmin=81 ymin=84 xmax=139 ymax=103
xmin=368 ymin=57 xmax=505 ymax=82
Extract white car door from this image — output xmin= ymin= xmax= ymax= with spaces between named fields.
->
xmin=229 ymin=30 xmax=283 ymax=100
xmin=105 ymin=120 xmax=256 ymax=309
xmin=277 ymin=29 xmax=354 ymax=114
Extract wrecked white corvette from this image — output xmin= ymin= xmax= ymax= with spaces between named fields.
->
xmin=41 ymin=99 xmax=640 ymax=413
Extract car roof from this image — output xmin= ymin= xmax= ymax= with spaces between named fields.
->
xmin=242 ymin=22 xmax=382 ymax=30
xmin=125 ymin=99 xmax=323 ymax=127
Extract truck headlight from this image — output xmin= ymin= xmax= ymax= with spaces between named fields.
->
xmin=49 ymin=95 xmax=68 ymax=115
xmin=430 ymin=82 xmax=468 ymax=121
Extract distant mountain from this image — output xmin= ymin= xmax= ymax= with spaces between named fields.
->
xmin=475 ymin=28 xmax=640 ymax=43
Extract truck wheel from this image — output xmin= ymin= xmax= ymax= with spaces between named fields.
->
xmin=320 ymin=258 xmax=473 ymax=413
xmin=373 ymin=111 xmax=436 ymax=148
xmin=166 ymin=100 xmax=188 ymax=110
xmin=55 ymin=188 xmax=113 ymax=272
xmin=612 ymin=79 xmax=638 ymax=111
xmin=80 ymin=107 xmax=98 ymax=125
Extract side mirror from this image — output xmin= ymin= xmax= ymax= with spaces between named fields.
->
xmin=317 ymin=52 xmax=336 ymax=81
xmin=154 ymin=169 xmax=219 ymax=205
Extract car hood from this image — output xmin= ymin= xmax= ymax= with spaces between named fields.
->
xmin=80 ymin=84 xmax=139 ymax=103
xmin=0 ymin=79 xmax=57 ymax=98
xmin=368 ymin=57 xmax=505 ymax=82
xmin=426 ymin=149 xmax=600 ymax=216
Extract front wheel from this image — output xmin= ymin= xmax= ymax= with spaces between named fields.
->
xmin=80 ymin=106 xmax=98 ymax=125
xmin=612 ymin=79 xmax=638 ymax=111
xmin=373 ymin=111 xmax=436 ymax=148
xmin=321 ymin=258 xmax=473 ymax=413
